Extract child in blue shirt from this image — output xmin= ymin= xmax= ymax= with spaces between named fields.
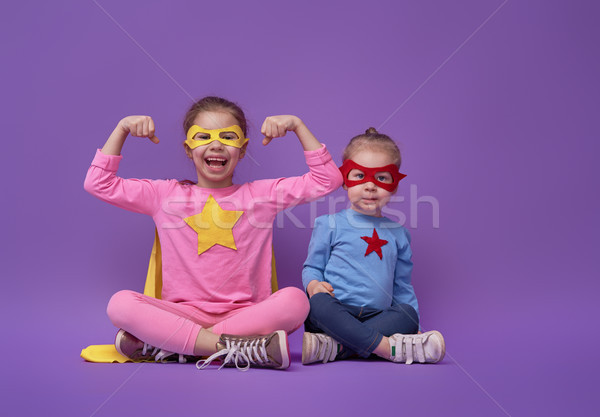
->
xmin=302 ymin=127 xmax=445 ymax=364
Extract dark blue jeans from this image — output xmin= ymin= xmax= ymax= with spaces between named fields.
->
xmin=305 ymin=293 xmax=419 ymax=359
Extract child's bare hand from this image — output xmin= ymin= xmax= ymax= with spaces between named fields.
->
xmin=307 ymin=280 xmax=335 ymax=298
xmin=261 ymin=115 xmax=302 ymax=146
xmin=118 ymin=115 xmax=160 ymax=144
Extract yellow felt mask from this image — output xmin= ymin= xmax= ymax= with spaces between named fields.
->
xmin=185 ymin=125 xmax=249 ymax=149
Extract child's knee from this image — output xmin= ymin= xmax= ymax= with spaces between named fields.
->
xmin=106 ymin=290 xmax=138 ymax=329
xmin=308 ymin=292 xmax=335 ymax=316
xmin=391 ymin=304 xmax=420 ymax=332
xmin=277 ymin=286 xmax=310 ymax=318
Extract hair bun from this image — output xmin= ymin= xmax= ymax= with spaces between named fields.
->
xmin=365 ymin=127 xmax=378 ymax=135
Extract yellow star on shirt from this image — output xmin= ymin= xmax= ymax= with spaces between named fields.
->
xmin=184 ymin=195 xmax=244 ymax=255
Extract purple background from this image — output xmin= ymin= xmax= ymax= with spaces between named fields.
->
xmin=2 ymin=1 xmax=598 ymax=416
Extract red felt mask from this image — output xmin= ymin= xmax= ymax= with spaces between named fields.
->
xmin=339 ymin=160 xmax=406 ymax=192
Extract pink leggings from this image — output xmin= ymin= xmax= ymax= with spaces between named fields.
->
xmin=106 ymin=287 xmax=309 ymax=355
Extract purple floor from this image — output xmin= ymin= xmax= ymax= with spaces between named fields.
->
xmin=3 ymin=279 xmax=596 ymax=417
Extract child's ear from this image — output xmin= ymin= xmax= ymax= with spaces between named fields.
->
xmin=183 ymin=143 xmax=193 ymax=159
xmin=239 ymin=142 xmax=248 ymax=159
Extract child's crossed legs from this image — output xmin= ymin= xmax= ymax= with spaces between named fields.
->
xmin=304 ymin=292 xmax=419 ymax=359
xmin=107 ymin=287 xmax=309 ymax=356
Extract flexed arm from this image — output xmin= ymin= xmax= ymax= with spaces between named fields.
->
xmin=261 ymin=115 xmax=321 ymax=151
xmin=255 ymin=115 xmax=343 ymax=211
xmin=102 ymin=115 xmax=160 ymax=155
xmin=84 ymin=116 xmax=165 ymax=216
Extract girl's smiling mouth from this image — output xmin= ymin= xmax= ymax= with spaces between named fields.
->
xmin=205 ymin=156 xmax=228 ymax=168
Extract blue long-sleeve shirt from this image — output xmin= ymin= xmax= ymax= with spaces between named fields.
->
xmin=302 ymin=209 xmax=419 ymax=317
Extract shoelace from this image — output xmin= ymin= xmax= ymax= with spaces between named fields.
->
xmin=141 ymin=343 xmax=187 ymax=364
xmin=393 ymin=334 xmax=427 ymax=364
xmin=196 ymin=337 xmax=269 ymax=371
xmin=315 ymin=334 xmax=337 ymax=363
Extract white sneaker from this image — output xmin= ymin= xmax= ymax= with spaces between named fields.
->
xmin=302 ymin=332 xmax=340 ymax=365
xmin=388 ymin=330 xmax=445 ymax=364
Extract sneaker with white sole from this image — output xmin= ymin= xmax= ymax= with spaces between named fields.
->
xmin=196 ymin=330 xmax=290 ymax=371
xmin=388 ymin=330 xmax=445 ymax=364
xmin=114 ymin=329 xmax=191 ymax=363
xmin=302 ymin=332 xmax=341 ymax=365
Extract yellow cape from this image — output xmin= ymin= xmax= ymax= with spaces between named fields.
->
xmin=80 ymin=229 xmax=278 ymax=363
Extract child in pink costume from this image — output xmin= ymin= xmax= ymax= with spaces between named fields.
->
xmin=84 ymin=97 xmax=342 ymax=369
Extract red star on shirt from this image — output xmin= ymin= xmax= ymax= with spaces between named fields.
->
xmin=360 ymin=228 xmax=388 ymax=260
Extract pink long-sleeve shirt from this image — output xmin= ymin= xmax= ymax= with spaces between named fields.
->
xmin=84 ymin=145 xmax=342 ymax=314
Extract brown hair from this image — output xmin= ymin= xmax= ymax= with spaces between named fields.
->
xmin=342 ymin=127 xmax=402 ymax=167
xmin=183 ymin=96 xmax=248 ymax=137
